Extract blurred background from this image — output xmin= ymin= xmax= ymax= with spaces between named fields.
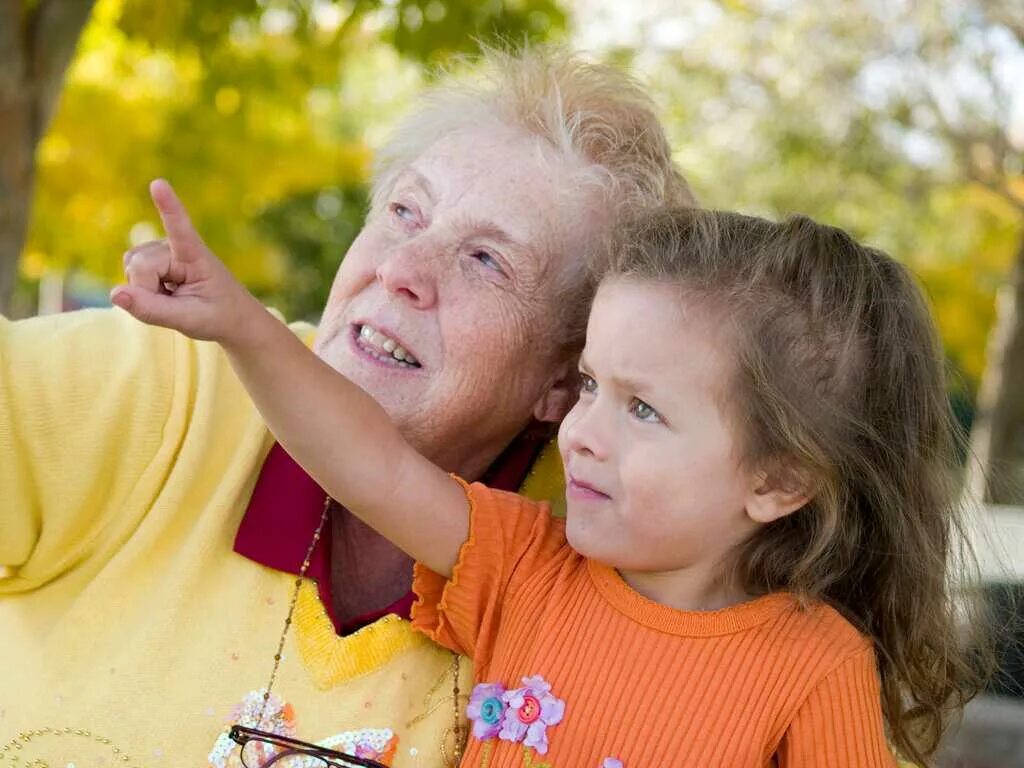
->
xmin=1 ymin=0 xmax=1022 ymax=764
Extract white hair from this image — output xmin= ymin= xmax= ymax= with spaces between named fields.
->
xmin=370 ymin=45 xmax=697 ymax=350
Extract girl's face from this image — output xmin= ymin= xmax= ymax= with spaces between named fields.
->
xmin=558 ymin=278 xmax=763 ymax=606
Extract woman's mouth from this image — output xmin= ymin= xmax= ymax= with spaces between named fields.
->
xmin=351 ymin=323 xmax=422 ymax=369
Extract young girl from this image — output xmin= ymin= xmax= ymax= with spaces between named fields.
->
xmin=113 ymin=181 xmax=982 ymax=767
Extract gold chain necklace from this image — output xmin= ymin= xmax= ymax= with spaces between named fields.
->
xmin=254 ymin=496 xmax=464 ymax=765
xmin=252 ymin=496 xmax=331 ymax=728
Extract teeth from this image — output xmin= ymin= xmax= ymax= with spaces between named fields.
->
xmin=357 ymin=324 xmax=419 ymax=367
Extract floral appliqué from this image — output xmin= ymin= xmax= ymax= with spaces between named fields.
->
xmin=469 ymin=675 xmax=566 ymax=766
xmin=207 ymin=689 xmax=398 ymax=768
xmin=467 ymin=683 xmax=507 ymax=740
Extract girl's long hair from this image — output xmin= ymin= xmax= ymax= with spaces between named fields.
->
xmin=603 ymin=207 xmax=991 ymax=765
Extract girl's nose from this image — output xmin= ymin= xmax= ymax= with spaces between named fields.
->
xmin=561 ymin=399 xmax=610 ymax=462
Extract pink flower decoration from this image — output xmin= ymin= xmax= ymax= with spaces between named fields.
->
xmin=354 ymin=743 xmax=381 ymax=759
xmin=466 ymin=682 xmax=507 ymax=740
xmin=499 ymin=675 xmax=565 ymax=755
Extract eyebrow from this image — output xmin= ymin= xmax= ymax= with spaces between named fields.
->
xmin=395 ymin=167 xmax=438 ymax=205
xmin=461 ymin=216 xmax=531 ymax=254
xmin=579 ymin=355 xmax=651 ymax=396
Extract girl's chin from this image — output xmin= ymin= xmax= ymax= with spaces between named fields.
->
xmin=565 ymin=515 xmax=614 ymax=562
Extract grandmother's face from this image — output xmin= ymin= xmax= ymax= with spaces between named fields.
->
xmin=314 ymin=123 xmax=600 ymax=476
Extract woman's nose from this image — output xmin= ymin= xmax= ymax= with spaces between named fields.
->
xmin=375 ymin=243 xmax=439 ymax=309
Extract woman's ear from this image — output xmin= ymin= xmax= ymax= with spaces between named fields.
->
xmin=745 ymin=465 xmax=814 ymax=524
xmin=532 ymin=357 xmax=579 ymax=424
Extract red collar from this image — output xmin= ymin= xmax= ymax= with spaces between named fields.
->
xmin=235 ymin=428 xmax=549 ymax=635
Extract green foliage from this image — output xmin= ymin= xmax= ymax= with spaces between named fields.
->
xmin=385 ymin=0 xmax=566 ymax=64
xmin=253 ymin=182 xmax=369 ymax=323
xmin=23 ymin=0 xmax=1021 ymax=396
xmin=22 ymin=0 xmax=567 ymax=318
xmin=620 ymin=0 xmax=1023 ymax=393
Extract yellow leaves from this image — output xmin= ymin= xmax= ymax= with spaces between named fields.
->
xmin=73 ymin=0 xmax=198 ymax=103
xmin=214 ymin=86 xmax=241 ymax=115
xmin=23 ymin=0 xmax=391 ymax=297
xmin=20 ymin=251 xmax=49 ymax=281
xmin=37 ymin=133 xmax=71 ymax=164
xmin=905 ymin=183 xmax=1021 ymax=388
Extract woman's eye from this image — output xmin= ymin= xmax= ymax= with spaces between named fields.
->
xmin=391 ymin=203 xmax=416 ymax=223
xmin=630 ymin=398 xmax=661 ymax=423
xmin=472 ymin=250 xmax=506 ymax=275
xmin=579 ymin=373 xmax=597 ymax=394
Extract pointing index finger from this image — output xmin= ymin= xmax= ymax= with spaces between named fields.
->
xmin=150 ymin=179 xmax=203 ymax=257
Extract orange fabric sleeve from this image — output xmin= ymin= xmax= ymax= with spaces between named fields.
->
xmin=776 ymin=646 xmax=897 ymax=767
xmin=411 ymin=480 xmax=564 ymax=666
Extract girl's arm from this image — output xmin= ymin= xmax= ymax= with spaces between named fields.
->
xmin=111 ymin=179 xmax=468 ymax=576
xmin=776 ymin=646 xmax=898 ymax=767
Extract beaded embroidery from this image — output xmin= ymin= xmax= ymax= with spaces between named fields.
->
xmin=207 ymin=690 xmax=398 ymax=767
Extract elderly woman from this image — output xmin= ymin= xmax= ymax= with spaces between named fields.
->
xmin=0 ymin=49 xmax=692 ymax=767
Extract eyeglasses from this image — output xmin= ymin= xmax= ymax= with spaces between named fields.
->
xmin=227 ymin=497 xmax=463 ymax=767
xmin=229 ymin=725 xmax=390 ymax=768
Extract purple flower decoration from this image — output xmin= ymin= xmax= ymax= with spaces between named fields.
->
xmin=499 ymin=675 xmax=565 ymax=755
xmin=602 ymin=759 xmax=624 ymax=768
xmin=466 ymin=682 xmax=507 ymax=740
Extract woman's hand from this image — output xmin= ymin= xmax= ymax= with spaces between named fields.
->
xmin=110 ymin=179 xmax=265 ymax=346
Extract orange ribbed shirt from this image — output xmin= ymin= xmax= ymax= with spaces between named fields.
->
xmin=412 ymin=482 xmax=896 ymax=768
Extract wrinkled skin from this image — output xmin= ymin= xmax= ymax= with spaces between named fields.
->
xmin=316 ymin=122 xmax=607 ymax=620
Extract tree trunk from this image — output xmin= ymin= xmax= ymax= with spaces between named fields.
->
xmin=968 ymin=227 xmax=1024 ymax=504
xmin=0 ymin=0 xmax=96 ymax=316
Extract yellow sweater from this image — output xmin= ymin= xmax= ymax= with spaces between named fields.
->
xmin=0 ymin=308 xmax=562 ymax=768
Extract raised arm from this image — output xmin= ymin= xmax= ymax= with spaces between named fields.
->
xmin=111 ymin=180 xmax=468 ymax=576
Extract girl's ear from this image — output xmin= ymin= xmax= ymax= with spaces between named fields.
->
xmin=745 ymin=465 xmax=814 ymax=524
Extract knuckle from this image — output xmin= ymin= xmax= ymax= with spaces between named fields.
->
xmin=133 ymin=250 xmax=162 ymax=269
xmin=124 ymin=260 xmax=147 ymax=278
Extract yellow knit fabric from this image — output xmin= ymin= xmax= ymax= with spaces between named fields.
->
xmin=0 ymin=308 xmax=562 ymax=768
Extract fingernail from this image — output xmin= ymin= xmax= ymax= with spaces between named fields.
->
xmin=110 ymin=289 xmax=132 ymax=309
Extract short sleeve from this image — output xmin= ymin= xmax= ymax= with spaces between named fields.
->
xmin=776 ymin=646 xmax=897 ymax=767
xmin=411 ymin=480 xmax=567 ymax=666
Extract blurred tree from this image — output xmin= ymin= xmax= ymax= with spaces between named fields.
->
xmin=254 ymin=182 xmax=369 ymax=322
xmin=8 ymin=0 xmax=567 ymax=318
xmin=596 ymin=0 xmax=1023 ymax=500
xmin=0 ymin=0 xmax=96 ymax=315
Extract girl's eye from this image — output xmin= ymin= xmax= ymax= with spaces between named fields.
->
xmin=630 ymin=398 xmax=661 ymax=423
xmin=472 ymin=250 xmax=506 ymax=276
xmin=579 ymin=373 xmax=597 ymax=394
